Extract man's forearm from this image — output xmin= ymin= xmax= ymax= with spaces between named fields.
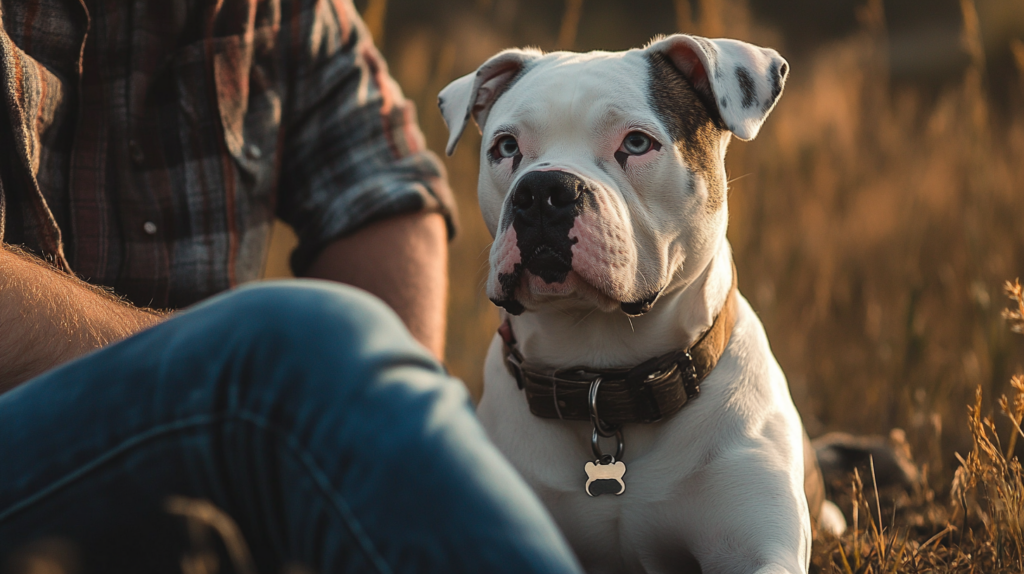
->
xmin=0 ymin=246 xmax=165 ymax=391
xmin=303 ymin=212 xmax=449 ymax=359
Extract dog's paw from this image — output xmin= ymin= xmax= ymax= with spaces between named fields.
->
xmin=817 ymin=500 xmax=847 ymax=536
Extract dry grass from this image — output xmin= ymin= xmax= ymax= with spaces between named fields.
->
xmin=810 ymin=284 xmax=1024 ymax=573
xmin=725 ymin=8 xmax=1024 ymax=465
xmin=1007 ymin=279 xmax=1024 ymax=335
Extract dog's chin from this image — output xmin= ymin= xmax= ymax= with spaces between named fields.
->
xmin=491 ymin=271 xmax=629 ymax=315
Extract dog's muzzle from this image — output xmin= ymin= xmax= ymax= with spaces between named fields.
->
xmin=491 ymin=170 xmax=591 ymax=315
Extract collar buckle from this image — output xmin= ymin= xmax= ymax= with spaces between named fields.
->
xmin=680 ymin=351 xmax=700 ymax=401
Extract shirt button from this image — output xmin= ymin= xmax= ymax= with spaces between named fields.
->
xmin=244 ymin=143 xmax=262 ymax=159
xmin=129 ymin=140 xmax=145 ymax=165
xmin=143 ymin=221 xmax=158 ymax=235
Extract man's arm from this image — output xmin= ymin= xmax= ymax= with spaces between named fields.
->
xmin=0 ymin=209 xmax=445 ymax=391
xmin=303 ymin=212 xmax=448 ymax=360
xmin=275 ymin=0 xmax=456 ymax=361
xmin=0 ymin=246 xmax=165 ymax=391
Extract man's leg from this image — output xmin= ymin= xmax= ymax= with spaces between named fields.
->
xmin=0 ymin=281 xmax=581 ymax=574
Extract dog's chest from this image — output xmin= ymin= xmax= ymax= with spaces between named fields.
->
xmin=478 ymin=335 xmax=715 ymax=572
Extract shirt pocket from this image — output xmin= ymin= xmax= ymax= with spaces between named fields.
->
xmin=210 ymin=32 xmax=281 ymax=188
xmin=169 ymin=31 xmax=283 ymax=286
xmin=172 ymin=32 xmax=281 ymax=186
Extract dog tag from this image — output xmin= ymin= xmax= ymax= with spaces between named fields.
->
xmin=584 ymin=458 xmax=626 ymax=496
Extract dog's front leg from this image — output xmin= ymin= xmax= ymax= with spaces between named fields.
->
xmin=676 ymin=439 xmax=811 ymax=574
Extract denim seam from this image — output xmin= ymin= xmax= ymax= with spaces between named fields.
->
xmin=0 ymin=411 xmax=394 ymax=574
xmin=233 ymin=410 xmax=394 ymax=574
xmin=0 ymin=414 xmax=226 ymax=522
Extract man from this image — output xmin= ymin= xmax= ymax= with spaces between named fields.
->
xmin=0 ymin=1 xmax=581 ymax=572
xmin=0 ymin=0 xmax=453 ymax=385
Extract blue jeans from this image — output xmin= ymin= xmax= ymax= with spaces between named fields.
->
xmin=0 ymin=281 xmax=582 ymax=574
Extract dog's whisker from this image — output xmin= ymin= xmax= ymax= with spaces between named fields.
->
xmin=637 ymin=269 xmax=651 ymax=291
xmin=571 ymin=306 xmax=599 ymax=328
xmin=726 ymin=172 xmax=752 ymax=185
xmin=555 ymin=306 xmax=576 ymax=319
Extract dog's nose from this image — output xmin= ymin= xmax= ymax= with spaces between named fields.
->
xmin=511 ymin=170 xmax=587 ymax=216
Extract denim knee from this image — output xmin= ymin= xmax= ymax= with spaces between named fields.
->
xmin=217 ymin=279 xmax=400 ymax=334
xmin=189 ymin=279 xmax=437 ymax=378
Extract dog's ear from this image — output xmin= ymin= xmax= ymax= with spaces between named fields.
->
xmin=645 ymin=35 xmax=788 ymax=141
xmin=438 ymin=49 xmax=540 ymax=156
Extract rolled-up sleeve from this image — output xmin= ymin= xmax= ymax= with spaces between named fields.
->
xmin=278 ymin=0 xmax=457 ymax=275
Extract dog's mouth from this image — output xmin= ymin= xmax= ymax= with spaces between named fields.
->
xmin=522 ymin=245 xmax=572 ymax=284
xmin=490 ymin=244 xmax=573 ymax=315
xmin=492 ymin=297 xmax=527 ymax=315
xmin=491 ymin=267 xmax=663 ymax=317
xmin=620 ymin=290 xmax=663 ymax=316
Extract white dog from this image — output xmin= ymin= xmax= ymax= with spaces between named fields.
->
xmin=440 ymin=34 xmax=841 ymax=574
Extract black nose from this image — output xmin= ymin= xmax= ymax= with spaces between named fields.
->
xmin=511 ymin=170 xmax=587 ymax=216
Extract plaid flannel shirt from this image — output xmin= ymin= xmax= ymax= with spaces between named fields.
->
xmin=0 ymin=0 xmax=455 ymax=308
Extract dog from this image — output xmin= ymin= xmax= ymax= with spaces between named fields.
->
xmin=440 ymin=34 xmax=843 ymax=574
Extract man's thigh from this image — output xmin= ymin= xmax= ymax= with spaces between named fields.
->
xmin=0 ymin=281 xmax=581 ymax=574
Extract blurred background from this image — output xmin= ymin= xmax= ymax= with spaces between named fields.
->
xmin=265 ymin=0 xmax=1024 ymax=472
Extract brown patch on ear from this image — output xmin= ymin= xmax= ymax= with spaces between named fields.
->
xmin=646 ymin=52 xmax=726 ymax=212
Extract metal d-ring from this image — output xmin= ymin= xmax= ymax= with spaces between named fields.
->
xmin=588 ymin=377 xmax=624 ymax=460
xmin=588 ymin=377 xmax=618 ymax=437
xmin=591 ymin=426 xmax=624 ymax=461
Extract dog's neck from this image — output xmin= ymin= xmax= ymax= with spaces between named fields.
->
xmin=507 ymin=239 xmax=736 ymax=370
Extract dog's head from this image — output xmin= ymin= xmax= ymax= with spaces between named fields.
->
xmin=440 ymin=35 xmax=787 ymax=316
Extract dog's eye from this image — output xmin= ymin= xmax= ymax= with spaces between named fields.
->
xmin=621 ymin=132 xmax=653 ymax=155
xmin=494 ymin=136 xmax=520 ymax=159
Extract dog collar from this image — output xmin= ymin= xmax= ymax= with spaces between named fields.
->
xmin=499 ymin=266 xmax=738 ymax=427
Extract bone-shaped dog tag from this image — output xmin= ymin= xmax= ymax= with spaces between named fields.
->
xmin=584 ymin=459 xmax=626 ymax=496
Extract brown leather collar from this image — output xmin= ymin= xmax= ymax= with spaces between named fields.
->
xmin=499 ymin=267 xmax=739 ymax=426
